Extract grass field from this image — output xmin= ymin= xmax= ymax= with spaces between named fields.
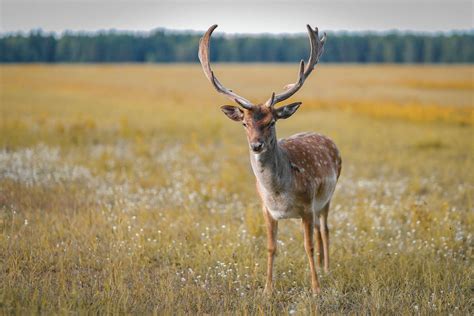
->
xmin=1 ymin=64 xmax=473 ymax=314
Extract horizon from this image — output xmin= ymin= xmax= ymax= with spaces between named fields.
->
xmin=2 ymin=1 xmax=472 ymax=35
xmin=2 ymin=26 xmax=473 ymax=38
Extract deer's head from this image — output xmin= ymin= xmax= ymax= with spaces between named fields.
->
xmin=198 ymin=24 xmax=326 ymax=153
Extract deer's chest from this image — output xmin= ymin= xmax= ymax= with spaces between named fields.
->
xmin=257 ymin=184 xmax=305 ymax=220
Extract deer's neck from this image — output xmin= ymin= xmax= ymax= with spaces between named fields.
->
xmin=249 ymin=136 xmax=292 ymax=194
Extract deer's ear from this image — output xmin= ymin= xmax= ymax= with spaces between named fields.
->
xmin=274 ymin=102 xmax=301 ymax=119
xmin=220 ymin=105 xmax=244 ymax=122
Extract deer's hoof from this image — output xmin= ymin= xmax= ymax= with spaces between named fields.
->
xmin=263 ymin=286 xmax=273 ymax=296
xmin=312 ymin=287 xmax=321 ymax=295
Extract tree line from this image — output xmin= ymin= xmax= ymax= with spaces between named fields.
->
xmin=1 ymin=29 xmax=473 ymax=63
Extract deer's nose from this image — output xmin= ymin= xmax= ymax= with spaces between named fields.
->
xmin=251 ymin=141 xmax=264 ymax=152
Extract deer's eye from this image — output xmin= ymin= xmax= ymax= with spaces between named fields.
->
xmin=242 ymin=122 xmax=248 ymax=127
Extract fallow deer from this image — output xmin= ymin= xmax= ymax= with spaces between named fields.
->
xmin=198 ymin=24 xmax=341 ymax=294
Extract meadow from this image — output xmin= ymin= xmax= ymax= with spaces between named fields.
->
xmin=0 ymin=64 xmax=473 ymax=314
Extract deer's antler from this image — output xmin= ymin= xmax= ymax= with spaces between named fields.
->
xmin=265 ymin=25 xmax=326 ymax=107
xmin=198 ymin=24 xmax=254 ymax=110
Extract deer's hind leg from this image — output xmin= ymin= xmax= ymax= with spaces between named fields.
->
xmin=319 ymin=202 xmax=330 ymax=273
xmin=313 ymin=219 xmax=324 ymax=270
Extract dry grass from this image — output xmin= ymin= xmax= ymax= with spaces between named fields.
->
xmin=0 ymin=64 xmax=473 ymax=314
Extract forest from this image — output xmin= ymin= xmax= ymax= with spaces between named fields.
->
xmin=1 ymin=29 xmax=473 ymax=63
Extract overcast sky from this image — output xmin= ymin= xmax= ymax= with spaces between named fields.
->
xmin=1 ymin=0 xmax=473 ymax=34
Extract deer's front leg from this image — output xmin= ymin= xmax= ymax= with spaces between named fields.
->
xmin=302 ymin=214 xmax=321 ymax=294
xmin=263 ymin=207 xmax=278 ymax=294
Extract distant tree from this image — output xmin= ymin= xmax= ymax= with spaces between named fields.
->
xmin=0 ymin=29 xmax=473 ymax=63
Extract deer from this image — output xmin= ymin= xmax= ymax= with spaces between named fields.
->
xmin=198 ymin=24 xmax=341 ymax=295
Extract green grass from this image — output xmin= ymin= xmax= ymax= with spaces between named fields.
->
xmin=0 ymin=65 xmax=473 ymax=314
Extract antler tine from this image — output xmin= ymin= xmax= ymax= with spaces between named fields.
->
xmin=265 ymin=92 xmax=276 ymax=107
xmin=198 ymin=25 xmax=254 ymax=110
xmin=266 ymin=25 xmax=326 ymax=107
